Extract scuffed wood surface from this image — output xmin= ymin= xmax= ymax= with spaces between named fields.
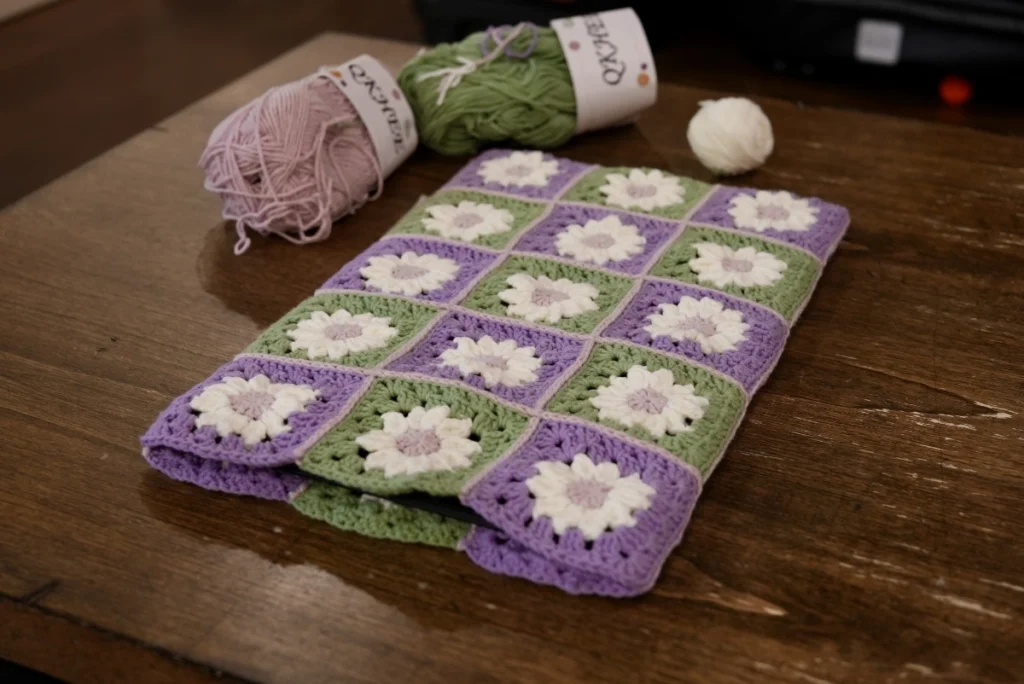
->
xmin=1 ymin=31 xmax=1022 ymax=684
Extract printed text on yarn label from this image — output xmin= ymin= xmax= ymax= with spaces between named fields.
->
xmin=320 ymin=55 xmax=418 ymax=178
xmin=551 ymin=8 xmax=657 ymax=134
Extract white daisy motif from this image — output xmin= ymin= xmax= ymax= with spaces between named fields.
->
xmin=355 ymin=406 xmax=481 ymax=478
xmin=644 ymin=296 xmax=750 ymax=354
xmin=688 ymin=242 xmax=787 ymax=288
xmin=439 ymin=335 xmax=542 ymax=388
xmin=360 ymin=251 xmax=459 ymax=296
xmin=478 ymin=151 xmax=559 ymax=187
xmin=728 ymin=190 xmax=818 ymax=233
xmin=421 ymin=200 xmax=514 ymax=242
xmin=599 ymin=169 xmax=684 ymax=211
xmin=498 ymin=273 xmax=599 ymax=324
xmin=190 ymin=375 xmax=319 ymax=447
xmin=287 ymin=309 xmax=397 ymax=360
xmin=589 ymin=365 xmax=709 ymax=438
xmin=554 ymin=215 xmax=646 ymax=266
xmin=526 ymin=453 xmax=656 ymax=540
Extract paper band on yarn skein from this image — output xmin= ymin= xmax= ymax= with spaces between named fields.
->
xmin=551 ymin=8 xmax=658 ymax=135
xmin=319 ymin=55 xmax=418 ymax=178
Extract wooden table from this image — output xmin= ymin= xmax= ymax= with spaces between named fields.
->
xmin=2 ymin=32 xmax=1022 ymax=684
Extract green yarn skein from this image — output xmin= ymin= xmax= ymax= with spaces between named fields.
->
xmin=398 ymin=27 xmax=578 ymax=156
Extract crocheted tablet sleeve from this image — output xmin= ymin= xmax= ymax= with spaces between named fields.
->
xmin=142 ymin=149 xmax=849 ymax=596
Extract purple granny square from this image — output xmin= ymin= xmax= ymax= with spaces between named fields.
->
xmin=603 ymin=280 xmax=787 ymax=392
xmin=513 ymin=203 xmax=679 ymax=274
xmin=320 ymin=236 xmax=496 ymax=303
xmin=463 ymin=528 xmax=637 ymax=597
xmin=689 ymin=186 xmax=849 ymax=260
xmin=444 ymin=148 xmax=593 ymax=200
xmin=144 ymin=446 xmax=306 ymax=501
xmin=386 ymin=310 xmax=586 ymax=407
xmin=141 ymin=356 xmax=367 ymax=467
xmin=462 ymin=420 xmax=701 ymax=593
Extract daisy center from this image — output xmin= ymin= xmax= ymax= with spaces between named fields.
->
xmin=323 ymin=323 xmax=363 ymax=340
xmin=626 ymin=388 xmax=668 ymax=414
xmin=626 ymin=184 xmax=657 ymax=198
xmin=477 ymin=354 xmax=508 ymax=370
xmin=756 ymin=204 xmax=791 ymax=221
xmin=679 ymin=316 xmax=719 ymax=337
xmin=531 ymin=287 xmax=570 ymax=306
xmin=721 ymin=257 xmax=754 ymax=273
xmin=392 ymin=264 xmax=429 ymax=280
xmin=565 ymin=478 xmax=613 ymax=510
xmin=505 ymin=164 xmax=534 ymax=178
xmin=581 ymin=233 xmax=616 ymax=248
xmin=452 ymin=213 xmax=482 ymax=229
xmin=395 ymin=428 xmax=441 ymax=457
xmin=228 ymin=390 xmax=275 ymax=420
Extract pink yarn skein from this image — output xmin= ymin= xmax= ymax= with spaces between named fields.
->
xmin=200 ymin=71 xmax=383 ymax=255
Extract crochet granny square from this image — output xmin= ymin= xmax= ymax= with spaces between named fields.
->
xmin=142 ymin=149 xmax=849 ymax=596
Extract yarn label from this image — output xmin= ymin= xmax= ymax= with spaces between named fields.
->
xmin=551 ymin=8 xmax=657 ymax=134
xmin=320 ymin=55 xmax=418 ymax=177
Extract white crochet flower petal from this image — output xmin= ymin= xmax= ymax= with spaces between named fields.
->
xmin=190 ymin=375 xmax=318 ymax=447
xmin=525 ymin=453 xmax=656 ymax=541
xmin=589 ymin=365 xmax=709 ymax=437
xmin=478 ymin=151 xmax=559 ymax=187
xmin=359 ymin=408 xmax=478 ymax=478
xmin=600 ymin=169 xmax=684 ymax=210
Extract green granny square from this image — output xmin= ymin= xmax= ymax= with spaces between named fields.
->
xmin=387 ymin=189 xmax=548 ymax=249
xmin=546 ymin=342 xmax=745 ymax=475
xmin=650 ymin=226 xmax=820 ymax=320
xmin=245 ymin=292 xmax=439 ymax=368
xmin=299 ymin=377 xmax=530 ymax=496
xmin=293 ymin=482 xmax=470 ymax=549
xmin=459 ymin=254 xmax=633 ymax=334
xmin=561 ymin=166 xmax=712 ymax=220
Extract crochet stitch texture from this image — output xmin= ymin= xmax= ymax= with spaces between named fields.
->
xmin=141 ymin=149 xmax=849 ymax=596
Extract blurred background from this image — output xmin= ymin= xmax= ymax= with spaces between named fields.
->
xmin=1 ymin=0 xmax=1022 ymax=208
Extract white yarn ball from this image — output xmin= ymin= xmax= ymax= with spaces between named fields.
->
xmin=686 ymin=97 xmax=774 ymax=176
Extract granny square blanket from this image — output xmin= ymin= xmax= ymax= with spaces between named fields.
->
xmin=142 ymin=149 xmax=849 ymax=596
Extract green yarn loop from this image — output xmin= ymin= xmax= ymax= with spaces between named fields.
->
xmin=398 ymin=28 xmax=578 ymax=156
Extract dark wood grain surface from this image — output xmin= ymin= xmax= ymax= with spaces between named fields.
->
xmin=1 ymin=32 xmax=1022 ymax=684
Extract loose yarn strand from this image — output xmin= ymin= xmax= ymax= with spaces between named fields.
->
xmin=201 ymin=69 xmax=383 ymax=254
xmin=398 ymin=24 xmax=578 ymax=155
xmin=481 ymin=23 xmax=540 ymax=59
xmin=415 ymin=22 xmax=530 ymax=105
